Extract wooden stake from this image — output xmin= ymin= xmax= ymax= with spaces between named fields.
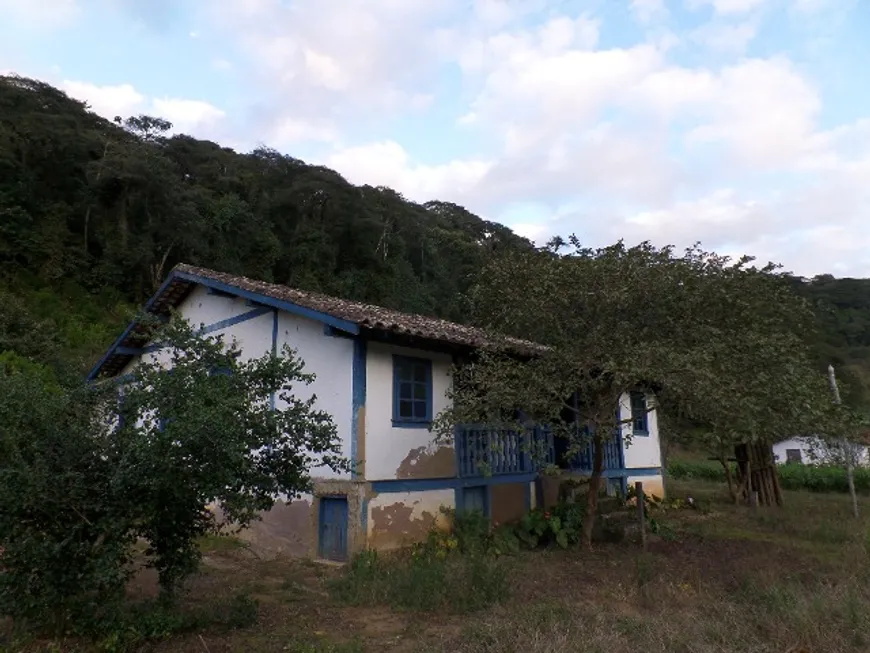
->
xmin=636 ymin=481 xmax=647 ymax=551
xmin=829 ymin=364 xmax=858 ymax=519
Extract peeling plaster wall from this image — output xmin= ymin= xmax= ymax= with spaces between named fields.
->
xmin=364 ymin=342 xmax=454 ymax=481
xmin=234 ymin=493 xmax=314 ymax=558
xmin=367 ymin=489 xmax=454 ymax=550
xmin=619 ymin=392 xmax=663 ymax=471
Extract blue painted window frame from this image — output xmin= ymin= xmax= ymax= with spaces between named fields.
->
xmin=392 ymin=355 xmax=433 ymax=427
xmin=630 ymin=391 xmax=649 ymax=436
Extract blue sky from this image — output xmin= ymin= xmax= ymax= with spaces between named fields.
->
xmin=2 ymin=0 xmax=869 ymax=277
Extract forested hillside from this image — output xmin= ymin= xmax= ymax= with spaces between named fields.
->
xmin=1 ymin=73 xmax=868 ymax=409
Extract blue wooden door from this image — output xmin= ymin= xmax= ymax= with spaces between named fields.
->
xmin=318 ymin=496 xmax=349 ymax=561
xmin=462 ymin=486 xmax=488 ymax=517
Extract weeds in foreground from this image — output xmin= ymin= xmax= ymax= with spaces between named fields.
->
xmin=331 ymin=548 xmax=506 ymax=614
xmin=1 ymin=592 xmax=259 ymax=653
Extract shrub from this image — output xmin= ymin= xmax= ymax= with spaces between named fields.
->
xmin=514 ymin=501 xmax=583 ymax=549
xmin=667 ymin=459 xmax=870 ymax=494
xmin=0 ymin=369 xmax=134 ymax=634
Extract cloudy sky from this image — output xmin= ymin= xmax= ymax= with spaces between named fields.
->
xmin=2 ymin=0 xmax=868 ymax=277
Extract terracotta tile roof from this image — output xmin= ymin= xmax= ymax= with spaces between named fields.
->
xmin=89 ymin=263 xmax=545 ymax=380
xmin=174 ymin=264 xmax=544 ymax=354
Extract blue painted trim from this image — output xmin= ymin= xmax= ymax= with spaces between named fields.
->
xmin=173 ymin=270 xmax=360 ymax=335
xmin=391 ymin=355 xmax=433 ymax=427
xmin=88 ymin=296 xmax=273 ymax=380
xmin=615 ymin=405 xmax=626 ymax=469
xmin=198 ymin=306 xmax=272 ymax=336
xmin=370 ymin=472 xmax=538 ymax=494
xmin=116 ymin=346 xmax=146 ymax=356
xmin=207 ymin=287 xmax=237 ymax=298
xmin=270 ymin=309 xmax=279 ymax=411
xmin=86 ymin=271 xmax=181 ymax=381
xmin=351 ymin=337 xmax=367 ymax=480
xmin=621 ymin=467 xmax=662 ymax=477
xmin=324 ymin=325 xmax=355 ymax=339
xmin=524 ymin=481 xmax=531 ymax=511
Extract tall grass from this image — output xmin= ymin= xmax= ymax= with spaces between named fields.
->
xmin=668 ymin=459 xmax=870 ymax=494
xmin=331 ymin=549 xmax=507 ymax=614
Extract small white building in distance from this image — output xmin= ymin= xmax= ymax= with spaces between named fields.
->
xmin=773 ymin=435 xmax=870 ymax=467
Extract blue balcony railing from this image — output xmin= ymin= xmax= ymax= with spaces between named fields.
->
xmin=455 ymin=425 xmax=555 ymax=477
xmin=455 ymin=424 xmax=624 ymax=478
xmin=566 ymin=429 xmax=624 ymax=472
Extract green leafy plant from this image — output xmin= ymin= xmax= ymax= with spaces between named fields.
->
xmin=514 ymin=501 xmax=583 ymax=549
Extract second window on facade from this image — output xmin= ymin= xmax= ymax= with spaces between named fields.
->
xmin=393 ymin=355 xmax=432 ymax=426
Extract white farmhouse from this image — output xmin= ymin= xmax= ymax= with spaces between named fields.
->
xmin=89 ymin=264 xmax=665 ymax=561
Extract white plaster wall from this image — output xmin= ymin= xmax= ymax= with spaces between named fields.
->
xmin=274 ymin=312 xmax=354 ymax=480
xmin=620 ymin=392 xmax=663 ymax=470
xmin=364 ymin=342 xmax=453 ymax=481
xmin=118 ymin=287 xmax=354 ymax=481
xmin=772 ymin=438 xmax=812 ymax=465
xmin=120 ymin=286 xmax=273 ymax=375
xmin=627 ymin=474 xmax=665 ymax=500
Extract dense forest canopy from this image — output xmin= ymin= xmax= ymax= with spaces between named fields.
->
xmin=1 ymin=73 xmax=869 ymax=411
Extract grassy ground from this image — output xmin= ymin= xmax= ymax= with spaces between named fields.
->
xmin=7 ymin=479 xmax=870 ymax=652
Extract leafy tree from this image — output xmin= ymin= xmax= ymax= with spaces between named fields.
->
xmin=436 ymin=239 xmax=833 ymax=545
xmin=0 ymin=317 xmax=348 ymax=632
xmin=115 ymin=318 xmax=349 ymax=596
xmin=0 ymin=367 xmax=133 ymax=633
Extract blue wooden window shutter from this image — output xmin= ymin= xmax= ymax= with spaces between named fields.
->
xmin=392 ymin=355 xmax=432 ymax=426
xmin=630 ymin=391 xmax=649 ymax=435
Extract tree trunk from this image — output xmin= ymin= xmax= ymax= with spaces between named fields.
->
xmin=581 ymin=437 xmax=605 ymax=548
xmin=720 ymin=454 xmax=736 ymax=503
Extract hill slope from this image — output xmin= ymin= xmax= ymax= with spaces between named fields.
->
xmin=1 ymin=73 xmax=868 ymax=410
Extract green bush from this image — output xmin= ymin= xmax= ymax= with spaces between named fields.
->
xmin=514 ymin=501 xmax=583 ymax=549
xmin=667 ymin=459 xmax=870 ymax=494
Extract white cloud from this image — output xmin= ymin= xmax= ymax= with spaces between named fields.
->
xmin=61 ymin=80 xmax=144 ymax=118
xmin=323 ymin=141 xmax=492 ymax=204
xmin=0 ymin=0 xmax=77 ymax=25
xmin=687 ymin=0 xmax=769 ymax=15
xmin=59 ymin=80 xmax=227 ymax=138
xmin=631 ymin=0 xmax=668 ymax=23
xmin=15 ymin=0 xmax=866 ymax=276
xmin=690 ymin=19 xmax=759 ymax=53
xmin=150 ymin=98 xmax=225 ymax=132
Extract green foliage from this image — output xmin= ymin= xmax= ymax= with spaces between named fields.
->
xmin=331 ymin=548 xmax=506 ymax=614
xmin=0 ymin=74 xmax=532 ymax=338
xmin=668 ymin=459 xmax=870 ymax=494
xmin=514 ymin=502 xmax=584 ymax=550
xmin=92 ymin=592 xmax=258 ymax=652
xmin=437 ymin=239 xmax=837 ymax=536
xmin=114 ymin=317 xmax=348 ymax=596
xmin=0 ymin=367 xmax=134 ymax=634
xmin=0 ymin=319 xmax=344 ymax=632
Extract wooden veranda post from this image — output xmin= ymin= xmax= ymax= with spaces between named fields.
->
xmin=828 ymin=364 xmax=858 ymax=519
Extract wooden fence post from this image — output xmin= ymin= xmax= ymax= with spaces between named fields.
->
xmin=636 ymin=481 xmax=646 ymax=551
